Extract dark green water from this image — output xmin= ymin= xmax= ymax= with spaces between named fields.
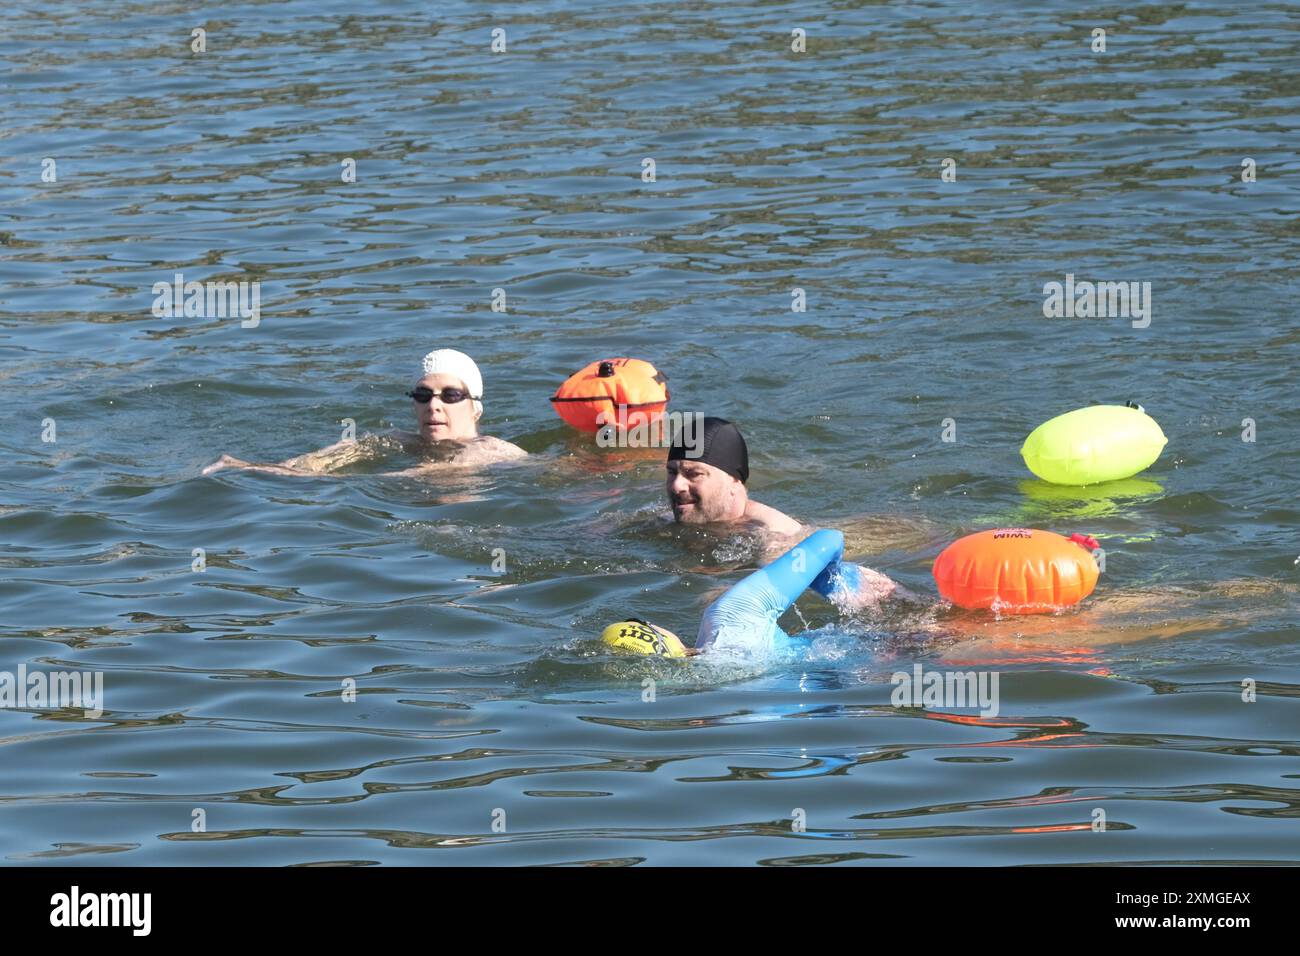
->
xmin=1 ymin=0 xmax=1298 ymax=865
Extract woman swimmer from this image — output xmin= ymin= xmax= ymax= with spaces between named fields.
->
xmin=203 ymin=349 xmax=526 ymax=476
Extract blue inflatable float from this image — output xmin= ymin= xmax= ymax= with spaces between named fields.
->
xmin=602 ymin=529 xmax=856 ymax=657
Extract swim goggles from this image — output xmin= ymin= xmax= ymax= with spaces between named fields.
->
xmin=407 ymin=386 xmax=476 ymax=405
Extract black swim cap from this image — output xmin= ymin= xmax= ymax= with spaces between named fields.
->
xmin=668 ymin=416 xmax=749 ymax=484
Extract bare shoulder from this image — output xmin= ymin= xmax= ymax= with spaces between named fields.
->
xmin=388 ymin=436 xmax=527 ymax=475
xmin=457 ymin=435 xmax=528 ymax=463
xmin=744 ymin=500 xmax=807 ymax=563
xmin=744 ymin=499 xmax=804 ymax=536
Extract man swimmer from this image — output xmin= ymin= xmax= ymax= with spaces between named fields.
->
xmin=666 ymin=417 xmax=898 ymax=607
xmin=666 ymin=417 xmax=802 ymax=535
xmin=203 ymin=349 xmax=526 ymax=476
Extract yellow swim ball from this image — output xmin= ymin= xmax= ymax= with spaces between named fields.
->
xmin=600 ymin=619 xmax=688 ymax=658
xmin=1021 ymin=403 xmax=1168 ymax=485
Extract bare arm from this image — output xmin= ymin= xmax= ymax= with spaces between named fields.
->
xmin=202 ymin=438 xmax=363 ymax=477
xmin=201 ymin=454 xmax=313 ymax=477
xmin=281 ymin=439 xmax=366 ymax=473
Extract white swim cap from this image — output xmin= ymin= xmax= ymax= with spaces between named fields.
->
xmin=418 ymin=349 xmax=483 ymax=418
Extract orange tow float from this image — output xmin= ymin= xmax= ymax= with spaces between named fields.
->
xmin=549 ymin=357 xmax=669 ymax=433
xmin=933 ymin=528 xmax=1101 ymax=614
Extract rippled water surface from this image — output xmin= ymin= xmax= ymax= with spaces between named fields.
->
xmin=2 ymin=0 xmax=1299 ymax=865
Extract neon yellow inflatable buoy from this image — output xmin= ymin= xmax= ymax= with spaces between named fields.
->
xmin=1021 ymin=403 xmax=1167 ymax=485
xmin=600 ymin=619 xmax=688 ymax=658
